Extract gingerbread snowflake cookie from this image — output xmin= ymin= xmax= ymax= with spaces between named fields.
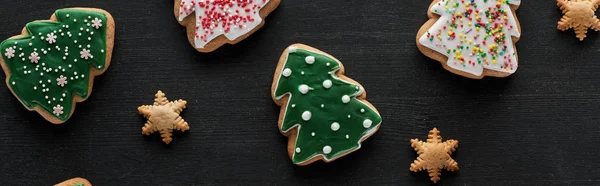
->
xmin=417 ymin=0 xmax=521 ymax=79
xmin=557 ymin=0 xmax=600 ymax=41
xmin=174 ymin=0 xmax=281 ymax=53
xmin=138 ymin=91 xmax=190 ymax=144
xmin=54 ymin=177 xmax=91 ymax=186
xmin=410 ymin=128 xmax=459 ymax=184
xmin=272 ymin=44 xmax=382 ymax=165
xmin=0 ymin=8 xmax=115 ymax=124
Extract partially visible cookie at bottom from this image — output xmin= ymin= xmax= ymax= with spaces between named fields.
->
xmin=271 ymin=44 xmax=382 ymax=166
xmin=54 ymin=177 xmax=91 ymax=186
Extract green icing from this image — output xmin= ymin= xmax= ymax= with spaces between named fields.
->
xmin=71 ymin=183 xmax=84 ymax=186
xmin=274 ymin=47 xmax=382 ymax=164
xmin=0 ymin=9 xmax=108 ymax=121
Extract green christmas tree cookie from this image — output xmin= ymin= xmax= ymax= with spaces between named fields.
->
xmin=272 ymin=44 xmax=382 ymax=165
xmin=0 ymin=8 xmax=114 ymax=124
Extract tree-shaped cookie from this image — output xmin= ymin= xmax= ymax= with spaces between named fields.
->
xmin=417 ymin=0 xmax=521 ymax=79
xmin=410 ymin=128 xmax=459 ymax=183
xmin=174 ymin=0 xmax=281 ymax=52
xmin=557 ymin=0 xmax=600 ymax=41
xmin=271 ymin=44 xmax=382 ymax=165
xmin=0 ymin=8 xmax=115 ymax=124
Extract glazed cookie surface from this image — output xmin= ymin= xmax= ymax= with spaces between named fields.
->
xmin=54 ymin=177 xmax=91 ymax=186
xmin=174 ymin=0 xmax=281 ymax=53
xmin=417 ymin=0 xmax=521 ymax=79
xmin=271 ymin=44 xmax=382 ymax=166
xmin=0 ymin=8 xmax=115 ymax=124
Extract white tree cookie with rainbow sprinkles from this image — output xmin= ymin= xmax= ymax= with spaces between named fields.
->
xmin=0 ymin=8 xmax=115 ymax=124
xmin=174 ymin=0 xmax=281 ymax=53
xmin=417 ymin=0 xmax=521 ymax=79
xmin=272 ymin=44 xmax=382 ymax=166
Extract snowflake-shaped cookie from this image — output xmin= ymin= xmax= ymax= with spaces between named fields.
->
xmin=557 ymin=0 xmax=600 ymax=40
xmin=138 ymin=90 xmax=190 ymax=144
xmin=410 ymin=128 xmax=459 ymax=183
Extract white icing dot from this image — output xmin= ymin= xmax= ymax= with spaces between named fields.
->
xmin=291 ymin=104 xmax=296 ymax=108
xmin=282 ymin=68 xmax=292 ymax=77
xmin=299 ymin=85 xmax=310 ymax=94
xmin=288 ymin=46 xmax=297 ymax=53
xmin=321 ymin=104 xmax=324 ymax=108
xmin=323 ymin=146 xmax=332 ymax=154
xmin=331 ymin=122 xmax=340 ymax=131
xmin=348 ymin=115 xmax=351 ymax=118
xmin=302 ymin=111 xmax=311 ymax=121
xmin=342 ymin=95 xmax=350 ymax=103
xmin=323 ymin=80 xmax=332 ymax=89
xmin=361 ymin=109 xmax=365 ymax=113
xmin=301 ymin=71 xmax=305 ymax=75
xmin=346 ymin=135 xmax=350 ymax=139
xmin=363 ymin=119 xmax=373 ymax=128
xmin=326 ymin=62 xmax=330 ymax=66
xmin=311 ymin=132 xmax=315 ymax=136
xmin=305 ymin=56 xmax=315 ymax=64
xmin=295 ymin=147 xmax=301 ymax=153
xmin=11 ymin=81 xmax=15 ymax=85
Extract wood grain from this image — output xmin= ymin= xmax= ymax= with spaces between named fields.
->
xmin=0 ymin=0 xmax=599 ymax=185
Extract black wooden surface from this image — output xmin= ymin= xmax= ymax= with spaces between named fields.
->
xmin=0 ymin=0 xmax=599 ymax=185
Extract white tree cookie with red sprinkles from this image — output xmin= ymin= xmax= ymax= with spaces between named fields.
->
xmin=417 ymin=0 xmax=521 ymax=79
xmin=174 ymin=0 xmax=281 ymax=53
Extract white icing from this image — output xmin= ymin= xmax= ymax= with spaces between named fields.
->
xmin=178 ymin=0 xmax=271 ymax=49
xmin=282 ymin=68 xmax=292 ymax=77
xmin=322 ymin=80 xmax=332 ymax=89
xmin=331 ymin=122 xmax=340 ymax=131
xmin=419 ymin=0 xmax=521 ymax=76
xmin=288 ymin=46 xmax=298 ymax=53
xmin=341 ymin=95 xmax=350 ymax=103
xmin=298 ymin=84 xmax=312 ymax=94
xmin=302 ymin=111 xmax=311 ymax=121
xmin=323 ymin=145 xmax=332 ymax=154
xmin=363 ymin=119 xmax=372 ymax=128
xmin=305 ymin=56 xmax=315 ymax=64
xmin=295 ymin=147 xmax=301 ymax=153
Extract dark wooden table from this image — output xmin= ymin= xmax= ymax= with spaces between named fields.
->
xmin=1 ymin=0 xmax=599 ymax=185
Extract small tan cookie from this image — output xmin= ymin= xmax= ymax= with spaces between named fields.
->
xmin=557 ymin=0 xmax=600 ymax=41
xmin=138 ymin=91 xmax=190 ymax=144
xmin=410 ymin=128 xmax=459 ymax=184
xmin=54 ymin=177 xmax=91 ymax=186
xmin=174 ymin=0 xmax=281 ymax=53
